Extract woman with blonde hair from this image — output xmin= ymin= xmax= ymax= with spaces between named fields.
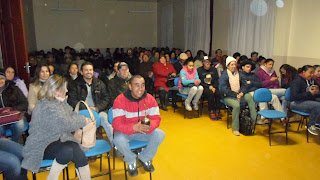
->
xmin=22 ymin=74 xmax=92 ymax=180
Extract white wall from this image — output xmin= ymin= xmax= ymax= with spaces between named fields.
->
xmin=32 ymin=0 xmax=157 ymax=51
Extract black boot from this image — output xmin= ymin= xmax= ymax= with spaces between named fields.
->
xmin=171 ymin=90 xmax=179 ymax=109
xmin=159 ymin=90 xmax=168 ymax=111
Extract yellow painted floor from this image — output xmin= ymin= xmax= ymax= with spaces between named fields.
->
xmin=4 ymin=103 xmax=320 ymax=180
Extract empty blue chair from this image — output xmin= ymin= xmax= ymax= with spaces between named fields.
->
xmin=78 ymin=109 xmax=112 ymax=179
xmin=108 ymin=108 xmax=151 ymax=180
xmin=253 ymin=88 xmax=287 ymax=146
xmin=285 ymin=88 xmax=311 ymax=142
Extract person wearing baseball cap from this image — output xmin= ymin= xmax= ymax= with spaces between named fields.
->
xmin=219 ymin=56 xmax=258 ymax=136
xmin=197 ymin=56 xmax=222 ymax=120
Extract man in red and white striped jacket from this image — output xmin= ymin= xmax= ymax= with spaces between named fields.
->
xmin=112 ymin=75 xmax=165 ymax=177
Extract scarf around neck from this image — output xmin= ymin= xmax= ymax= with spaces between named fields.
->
xmin=227 ymin=69 xmax=240 ymax=93
xmin=261 ymin=65 xmax=274 ymax=76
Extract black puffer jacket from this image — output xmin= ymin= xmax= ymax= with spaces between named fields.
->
xmin=67 ymin=75 xmax=109 ymax=112
xmin=0 ymin=81 xmax=28 ymax=111
xmin=239 ymin=71 xmax=262 ymax=94
xmin=107 ymin=75 xmax=129 ymax=108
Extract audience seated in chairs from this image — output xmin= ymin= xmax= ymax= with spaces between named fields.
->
xmin=178 ymin=59 xmax=203 ymax=111
xmin=0 ymin=72 xmax=28 ymax=143
xmin=67 ymin=62 xmax=113 ymax=144
xmin=219 ymin=56 xmax=259 ymax=136
xmin=197 ymin=56 xmax=221 ymax=120
xmin=257 ymin=58 xmax=287 ymax=114
xmin=22 ymin=75 xmax=92 ymax=179
xmin=153 ymin=56 xmax=178 ymax=111
xmin=240 ymin=60 xmax=285 ymax=123
xmin=0 ymin=138 xmax=28 ymax=180
xmin=27 ymin=63 xmax=50 ymax=114
xmin=112 ymin=75 xmax=165 ymax=177
xmin=290 ymin=65 xmax=320 ymax=135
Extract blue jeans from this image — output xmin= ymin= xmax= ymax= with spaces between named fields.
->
xmin=99 ymin=111 xmax=114 ymax=144
xmin=0 ymin=138 xmax=27 ymax=180
xmin=0 ymin=119 xmax=25 ymax=142
xmin=113 ymin=128 xmax=165 ymax=165
xmin=290 ymin=100 xmax=320 ymax=127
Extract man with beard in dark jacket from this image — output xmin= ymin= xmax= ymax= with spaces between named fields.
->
xmin=67 ymin=62 xmax=113 ymax=143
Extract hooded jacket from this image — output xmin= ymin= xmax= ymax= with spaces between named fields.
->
xmin=112 ymin=89 xmax=161 ymax=135
xmin=290 ymin=74 xmax=320 ymax=102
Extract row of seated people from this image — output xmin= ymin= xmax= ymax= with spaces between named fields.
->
xmin=1 ymin=69 xmax=164 ymax=179
xmin=1 ymin=46 xmax=320 ymax=179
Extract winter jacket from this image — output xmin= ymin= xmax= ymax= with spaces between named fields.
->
xmin=178 ymin=66 xmax=200 ymax=88
xmin=197 ymin=66 xmax=219 ymax=90
xmin=256 ymin=68 xmax=280 ymax=89
xmin=67 ymin=76 xmax=109 ymax=112
xmin=290 ymin=75 xmax=320 ymax=102
xmin=22 ymin=100 xmax=86 ymax=173
xmin=112 ymin=89 xmax=161 ymax=135
xmin=27 ymin=83 xmax=42 ymax=114
xmin=107 ymin=74 xmax=130 ymax=108
xmin=153 ymin=62 xmax=176 ymax=92
xmin=138 ymin=61 xmax=153 ymax=79
xmin=0 ymin=81 xmax=28 ymax=111
xmin=219 ymin=70 xmax=245 ymax=98
xmin=239 ymin=71 xmax=262 ymax=93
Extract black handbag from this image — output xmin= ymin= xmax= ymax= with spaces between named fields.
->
xmin=167 ymin=74 xmax=175 ymax=87
xmin=239 ymin=109 xmax=253 ymax=136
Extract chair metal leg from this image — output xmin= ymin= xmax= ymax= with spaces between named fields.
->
xmin=32 ymin=173 xmax=36 ymax=180
xmin=63 ymin=168 xmax=65 ymax=180
xmin=307 ymin=127 xmax=309 ymax=143
xmin=150 ymin=172 xmax=152 ymax=180
xmin=113 ymin=147 xmax=116 ymax=170
xmin=124 ymin=161 xmax=128 ymax=180
xmin=66 ymin=166 xmax=69 ymax=180
xmin=100 ymin=154 xmax=102 ymax=172
xmin=268 ymin=119 xmax=272 ymax=146
xmin=107 ymin=153 xmax=112 ymax=180
xmin=297 ymin=116 xmax=304 ymax=132
xmin=285 ymin=121 xmax=288 ymax=144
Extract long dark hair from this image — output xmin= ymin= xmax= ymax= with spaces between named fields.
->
xmin=32 ymin=63 xmax=50 ymax=85
xmin=279 ymin=64 xmax=297 ymax=86
xmin=298 ymin=65 xmax=314 ymax=74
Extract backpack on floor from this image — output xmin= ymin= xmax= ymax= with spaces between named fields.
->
xmin=239 ymin=109 xmax=253 ymax=136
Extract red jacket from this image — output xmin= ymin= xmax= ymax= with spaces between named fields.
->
xmin=153 ymin=62 xmax=176 ymax=92
xmin=112 ymin=89 xmax=161 ymax=135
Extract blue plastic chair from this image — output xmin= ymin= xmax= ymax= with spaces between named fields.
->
xmin=108 ymin=108 xmax=151 ymax=180
xmin=253 ymin=88 xmax=288 ymax=146
xmin=220 ymin=99 xmax=247 ymax=129
xmin=174 ymin=77 xmax=200 ymax=119
xmin=285 ymin=88 xmax=311 ymax=142
xmin=32 ymin=159 xmax=69 ymax=180
xmin=78 ymin=109 xmax=112 ymax=179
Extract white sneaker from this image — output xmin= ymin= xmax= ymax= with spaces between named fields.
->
xmin=185 ymin=102 xmax=192 ymax=111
